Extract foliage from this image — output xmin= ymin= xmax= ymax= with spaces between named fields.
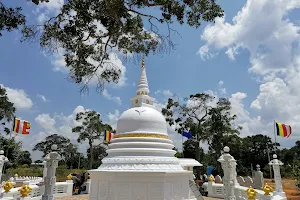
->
xmin=15 ymin=151 xmax=32 ymax=166
xmin=18 ymin=0 xmax=223 ymax=92
xmin=0 ymin=86 xmax=16 ymax=135
xmin=162 ymin=93 xmax=241 ymax=177
xmin=287 ymin=160 xmax=300 ymax=193
xmin=172 ymin=147 xmax=183 ymax=158
xmin=0 ymin=136 xmax=22 ymax=166
xmin=87 ymin=144 xmax=108 ymax=168
xmin=32 ymin=134 xmax=75 ymax=158
xmin=72 ymin=110 xmax=112 ymax=169
xmin=0 ymin=2 xmax=26 ymax=37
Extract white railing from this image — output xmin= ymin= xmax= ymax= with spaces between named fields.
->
xmin=1 ymin=181 xmax=73 ymax=200
xmin=203 ymin=182 xmax=272 ymax=200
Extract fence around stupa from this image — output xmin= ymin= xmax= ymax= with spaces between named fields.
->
xmin=202 ymin=147 xmax=286 ymax=200
xmin=1 ymin=181 xmax=73 ymax=200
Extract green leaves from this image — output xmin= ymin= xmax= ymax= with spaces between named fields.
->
xmin=72 ymin=110 xmax=112 ymax=169
xmin=162 ymin=92 xmax=241 ymax=158
xmin=0 ymin=3 xmax=25 ymax=36
xmin=22 ymin=0 xmax=223 ymax=91
xmin=0 ymin=86 xmax=16 ymax=135
xmin=32 ymin=134 xmax=73 ymax=158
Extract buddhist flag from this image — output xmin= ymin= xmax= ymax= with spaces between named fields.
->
xmin=22 ymin=121 xmax=30 ymax=135
xmin=104 ymin=130 xmax=113 ymax=142
xmin=275 ymin=122 xmax=292 ymax=138
xmin=12 ymin=117 xmax=21 ymax=133
xmin=12 ymin=118 xmax=31 ymax=134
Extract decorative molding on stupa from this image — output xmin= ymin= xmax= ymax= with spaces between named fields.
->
xmin=98 ymin=157 xmax=185 ymax=172
xmin=131 ymin=57 xmax=155 ymax=108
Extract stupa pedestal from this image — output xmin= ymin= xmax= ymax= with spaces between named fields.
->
xmin=89 ymin=171 xmax=192 ymax=200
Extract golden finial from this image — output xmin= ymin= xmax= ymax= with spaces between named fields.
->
xmin=208 ymin=175 xmax=215 ymax=182
xmin=142 ymin=57 xmax=145 ymax=68
xmin=245 ymin=186 xmax=257 ymax=200
xmin=3 ymin=181 xmax=14 ymax=193
xmin=262 ymin=183 xmax=273 ymax=196
xmin=66 ymin=174 xmax=73 ymax=180
xmin=18 ymin=185 xmax=32 ymax=198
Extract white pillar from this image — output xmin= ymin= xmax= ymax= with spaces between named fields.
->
xmin=254 ymin=164 xmax=264 ymax=189
xmin=269 ymin=154 xmax=286 ymax=199
xmin=42 ymin=145 xmax=61 ymax=200
xmin=0 ymin=150 xmax=8 ymax=182
xmin=218 ymin=146 xmax=236 ymax=200
xmin=43 ymin=161 xmax=47 ymax=179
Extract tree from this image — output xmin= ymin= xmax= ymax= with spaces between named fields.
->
xmin=72 ymin=110 xmax=112 ymax=169
xmin=16 ymin=150 xmax=32 ymax=166
xmin=172 ymin=147 xmax=183 ymax=158
xmin=182 ymin=139 xmax=204 ymax=159
xmin=87 ymin=144 xmax=108 ymax=168
xmin=32 ymin=134 xmax=74 ymax=158
xmin=162 ymin=93 xmax=241 ymax=178
xmin=0 ymin=136 xmax=23 ymax=167
xmin=241 ymin=134 xmax=277 ymax=171
xmin=64 ymin=143 xmax=81 ymax=169
xmin=19 ymin=0 xmax=223 ymax=92
xmin=0 ymin=86 xmax=16 ymax=135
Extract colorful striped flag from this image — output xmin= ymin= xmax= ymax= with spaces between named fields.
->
xmin=104 ymin=130 xmax=113 ymax=142
xmin=275 ymin=122 xmax=292 ymax=138
xmin=12 ymin=117 xmax=31 ymax=134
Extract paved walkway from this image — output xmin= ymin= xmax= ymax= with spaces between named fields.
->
xmin=55 ymin=194 xmax=222 ymax=200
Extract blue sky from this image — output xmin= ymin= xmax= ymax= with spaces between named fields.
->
xmin=1 ymin=0 xmax=300 ymax=160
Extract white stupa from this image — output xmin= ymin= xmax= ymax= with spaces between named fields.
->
xmin=89 ymin=58 xmax=202 ymax=200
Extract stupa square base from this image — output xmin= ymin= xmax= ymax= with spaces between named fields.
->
xmin=88 ymin=170 xmax=194 ymax=200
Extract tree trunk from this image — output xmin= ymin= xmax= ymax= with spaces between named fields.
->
xmin=89 ymin=141 xmax=93 ymax=169
xmin=195 ymin=140 xmax=201 ymax=180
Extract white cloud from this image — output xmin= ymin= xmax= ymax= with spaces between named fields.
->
xmin=102 ymin=89 xmax=122 ymax=105
xmin=1 ymin=84 xmax=33 ymax=110
xmin=37 ymin=94 xmax=49 ymax=102
xmin=106 ymin=110 xmax=120 ymax=129
xmin=155 ymin=89 xmax=173 ymax=98
xmin=218 ymin=80 xmax=227 ymax=95
xmin=35 ymin=113 xmax=56 ymax=133
xmin=198 ymin=0 xmax=300 ymax=147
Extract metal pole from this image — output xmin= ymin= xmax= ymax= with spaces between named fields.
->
xmin=273 ymin=120 xmax=277 ymax=150
xmin=181 ymin=133 xmax=184 ymax=158
xmin=78 ymin=155 xmax=81 ymax=169
xmin=266 ymin=143 xmax=272 ymax=179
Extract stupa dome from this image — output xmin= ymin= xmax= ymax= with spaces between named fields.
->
xmin=97 ymin=58 xmax=185 ymax=172
xmin=116 ymin=106 xmax=168 ymax=138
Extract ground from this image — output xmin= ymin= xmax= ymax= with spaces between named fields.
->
xmin=54 ymin=194 xmax=222 ymax=200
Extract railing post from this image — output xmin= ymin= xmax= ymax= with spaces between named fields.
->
xmin=218 ymin=146 xmax=237 ymax=200
xmin=0 ymin=150 xmax=8 ymax=182
xmin=269 ymin=154 xmax=286 ymax=199
xmin=254 ymin=164 xmax=264 ymax=189
xmin=43 ymin=161 xmax=47 ymax=179
xmin=42 ymin=145 xmax=61 ymax=200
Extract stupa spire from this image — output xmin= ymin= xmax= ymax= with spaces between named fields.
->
xmin=131 ymin=57 xmax=154 ymax=107
xmin=136 ymin=57 xmax=150 ymax=95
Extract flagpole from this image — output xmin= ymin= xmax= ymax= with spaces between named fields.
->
xmin=181 ymin=132 xmax=184 ymax=158
xmin=273 ymin=120 xmax=277 ymax=151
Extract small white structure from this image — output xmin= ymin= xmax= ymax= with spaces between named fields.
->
xmin=89 ymin=59 xmax=200 ymax=200
xmin=42 ymin=145 xmax=61 ymax=200
xmin=269 ymin=154 xmax=286 ymax=199
xmin=0 ymin=150 xmax=8 ymax=182
xmin=254 ymin=165 xmax=264 ymax=189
